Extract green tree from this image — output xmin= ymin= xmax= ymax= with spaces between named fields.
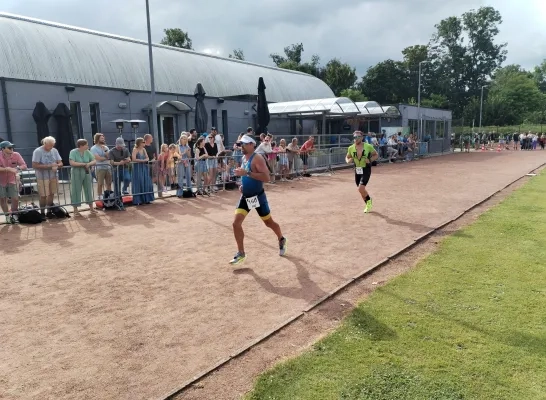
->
xmin=339 ymin=88 xmax=367 ymax=102
xmin=358 ymin=60 xmax=407 ymax=104
xmin=322 ymin=59 xmax=357 ymax=96
xmin=533 ymin=60 xmax=546 ymax=93
xmin=229 ymin=48 xmax=245 ymax=60
xmin=484 ymin=65 xmax=544 ymax=125
xmin=428 ymin=7 xmax=507 ymax=117
xmin=160 ymin=28 xmax=193 ymax=49
xmin=270 ymin=44 xmax=323 ymax=78
xmin=270 ymin=43 xmax=304 ymax=66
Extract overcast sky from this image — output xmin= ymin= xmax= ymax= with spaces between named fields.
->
xmin=3 ymin=0 xmax=545 ymax=77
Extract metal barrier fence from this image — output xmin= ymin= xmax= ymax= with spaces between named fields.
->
xmin=0 ymin=142 xmax=429 ymax=221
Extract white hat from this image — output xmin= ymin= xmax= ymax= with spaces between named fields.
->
xmin=240 ymin=135 xmax=256 ymax=145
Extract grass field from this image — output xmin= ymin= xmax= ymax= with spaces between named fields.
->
xmin=246 ymin=172 xmax=546 ymax=400
xmin=453 ymin=124 xmax=544 ymax=135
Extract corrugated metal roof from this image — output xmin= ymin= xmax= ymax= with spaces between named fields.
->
xmin=0 ymin=13 xmax=334 ymax=102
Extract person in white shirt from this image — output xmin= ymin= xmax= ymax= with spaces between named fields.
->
xmin=211 ymin=127 xmax=225 ymax=153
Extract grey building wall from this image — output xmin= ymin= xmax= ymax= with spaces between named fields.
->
xmin=0 ymin=80 xmax=277 ymax=162
xmin=398 ymin=104 xmax=452 ymax=152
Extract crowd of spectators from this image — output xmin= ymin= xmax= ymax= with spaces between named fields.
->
xmin=0 ymin=128 xmax=421 ymax=224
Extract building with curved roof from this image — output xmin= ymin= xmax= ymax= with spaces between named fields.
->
xmin=0 ymin=13 xmax=333 ymax=102
xmin=0 ymin=12 xmax=333 ymax=156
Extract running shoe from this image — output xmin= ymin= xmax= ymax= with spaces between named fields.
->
xmin=279 ymin=237 xmax=287 ymax=256
xmin=229 ymin=252 xmax=246 ymax=265
xmin=364 ymin=199 xmax=373 ymax=214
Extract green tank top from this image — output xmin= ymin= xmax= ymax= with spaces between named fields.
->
xmin=347 ymin=143 xmax=375 ymax=168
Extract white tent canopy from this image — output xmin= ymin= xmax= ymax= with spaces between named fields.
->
xmin=268 ymin=97 xmax=361 ymax=117
xmin=354 ymin=101 xmax=401 ymax=117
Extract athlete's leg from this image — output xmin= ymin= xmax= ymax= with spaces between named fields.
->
xmin=358 ymin=184 xmax=369 ymax=202
xmin=263 ymin=215 xmax=283 ymax=239
xmin=232 ymin=212 xmax=247 ymax=254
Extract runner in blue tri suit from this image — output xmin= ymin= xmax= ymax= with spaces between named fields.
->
xmin=230 ymin=135 xmax=287 ymax=265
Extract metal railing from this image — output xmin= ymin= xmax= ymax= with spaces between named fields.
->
xmin=0 ymin=142 xmax=430 ymax=220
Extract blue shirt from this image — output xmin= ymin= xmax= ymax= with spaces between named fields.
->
xmin=241 ymin=153 xmax=263 ymax=197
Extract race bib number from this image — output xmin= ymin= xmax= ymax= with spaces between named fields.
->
xmin=355 ymin=167 xmax=364 ymax=174
xmin=246 ymin=195 xmax=260 ymax=210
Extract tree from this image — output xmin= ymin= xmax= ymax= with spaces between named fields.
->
xmin=340 ymin=88 xmax=367 ymax=102
xmin=160 ymin=28 xmax=193 ymax=50
xmin=358 ymin=60 xmax=408 ymax=104
xmin=229 ymin=48 xmax=245 ymax=61
xmin=270 ymin=44 xmax=323 ymax=78
xmin=484 ymin=65 xmax=544 ymax=125
xmin=533 ymin=60 xmax=546 ymax=93
xmin=270 ymin=43 xmax=304 ymax=66
xmin=428 ymin=7 xmax=507 ymax=117
xmin=322 ymin=59 xmax=357 ymax=96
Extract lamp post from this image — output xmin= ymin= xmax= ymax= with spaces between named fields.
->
xmin=145 ymin=0 xmax=159 ymax=146
xmin=417 ymin=60 xmax=428 ymax=140
xmin=479 ymin=85 xmax=488 ymax=134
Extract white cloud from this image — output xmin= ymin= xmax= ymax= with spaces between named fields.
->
xmin=3 ymin=0 xmax=545 ymax=77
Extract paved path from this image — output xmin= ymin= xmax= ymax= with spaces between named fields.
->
xmin=1 ymin=151 xmax=544 ymax=400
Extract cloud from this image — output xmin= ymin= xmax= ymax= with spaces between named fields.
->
xmin=3 ymin=0 xmax=545 ymax=78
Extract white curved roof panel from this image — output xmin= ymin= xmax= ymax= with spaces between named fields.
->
xmin=0 ymin=13 xmax=334 ymax=103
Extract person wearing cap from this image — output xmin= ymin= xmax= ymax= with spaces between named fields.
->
xmin=108 ymin=137 xmax=132 ymax=200
xmin=32 ymin=136 xmax=63 ymax=220
xmin=346 ymin=131 xmax=378 ymax=214
xmin=0 ymin=140 xmax=27 ymax=223
xmin=229 ymin=134 xmax=287 ymax=265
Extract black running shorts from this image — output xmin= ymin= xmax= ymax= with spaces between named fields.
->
xmin=354 ymin=166 xmax=371 ymax=187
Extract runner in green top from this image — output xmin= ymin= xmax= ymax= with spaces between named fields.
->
xmin=345 ymin=131 xmax=378 ymax=213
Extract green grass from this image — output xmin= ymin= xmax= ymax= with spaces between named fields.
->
xmin=246 ymin=173 xmax=546 ymax=400
xmin=453 ymin=124 xmax=544 ymax=135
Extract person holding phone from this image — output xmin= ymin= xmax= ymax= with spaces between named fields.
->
xmin=346 ymin=131 xmax=378 ymax=214
xmin=32 ymin=136 xmax=63 ymax=220
xmin=0 ymin=141 xmax=27 ymax=223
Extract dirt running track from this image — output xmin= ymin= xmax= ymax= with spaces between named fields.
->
xmin=1 ymin=151 xmax=545 ymax=400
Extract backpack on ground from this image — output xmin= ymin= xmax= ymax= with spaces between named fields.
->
xmin=181 ymin=188 xmax=197 ymax=198
xmin=100 ymin=190 xmax=125 ymax=210
xmin=51 ymin=204 xmax=70 ymax=219
xmin=18 ymin=204 xmax=43 ymax=224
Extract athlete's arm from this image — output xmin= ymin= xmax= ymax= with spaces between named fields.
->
xmin=246 ymin=154 xmax=270 ymax=182
xmin=369 ymin=149 xmax=379 ymax=163
xmin=345 ymin=150 xmax=353 ymax=164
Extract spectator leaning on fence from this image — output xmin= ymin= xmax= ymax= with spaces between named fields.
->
xmin=0 ymin=140 xmax=27 ymax=224
xmin=32 ymin=136 xmax=63 ymax=220
xmin=131 ymin=138 xmax=155 ymax=205
xmin=90 ymin=133 xmax=111 ymax=199
xmin=108 ymin=138 xmax=131 ymax=199
xmin=205 ymin=134 xmax=219 ymax=192
xmin=286 ymin=138 xmax=300 ymax=178
xmin=177 ymin=133 xmax=193 ymax=195
xmin=69 ymin=139 xmax=97 ymax=216
xmin=300 ymin=136 xmax=315 ymax=175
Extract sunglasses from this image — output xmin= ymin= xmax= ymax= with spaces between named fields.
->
xmin=353 ymin=136 xmax=362 ymax=139
xmin=4 ymin=147 xmax=13 ymax=150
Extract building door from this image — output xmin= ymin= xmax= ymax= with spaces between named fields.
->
xmin=160 ymin=115 xmax=175 ymax=146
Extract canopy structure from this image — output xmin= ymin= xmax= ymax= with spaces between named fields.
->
xmin=268 ymin=97 xmax=360 ymax=118
xmin=354 ymin=101 xmax=401 ymax=117
xmin=142 ymin=100 xmax=192 ymax=114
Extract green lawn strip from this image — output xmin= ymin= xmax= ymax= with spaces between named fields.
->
xmin=247 ymin=174 xmax=546 ymax=400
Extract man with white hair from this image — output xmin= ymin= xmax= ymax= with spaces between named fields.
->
xmin=230 ymin=134 xmax=287 ymax=265
xmin=32 ymin=136 xmax=63 ymax=219
xmin=32 ymin=136 xmax=63 ymax=220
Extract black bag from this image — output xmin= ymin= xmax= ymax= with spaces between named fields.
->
xmin=51 ymin=204 xmax=70 ymax=219
xmin=182 ymin=189 xmax=196 ymax=198
xmin=102 ymin=190 xmax=125 ymax=210
xmin=18 ymin=204 xmax=43 ymax=224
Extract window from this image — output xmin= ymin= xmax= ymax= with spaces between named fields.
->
xmin=221 ymin=110 xmax=228 ymax=138
xmin=408 ymin=119 xmax=418 ymax=135
xmin=425 ymin=120 xmax=435 ymax=138
xmin=69 ymin=102 xmax=83 ymax=143
xmin=211 ymin=109 xmax=218 ymax=130
xmin=436 ymin=121 xmax=445 ymax=138
xmin=89 ymin=103 xmax=101 ymax=135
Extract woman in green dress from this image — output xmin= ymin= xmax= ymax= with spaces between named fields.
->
xmin=69 ymin=139 xmax=97 ymax=215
